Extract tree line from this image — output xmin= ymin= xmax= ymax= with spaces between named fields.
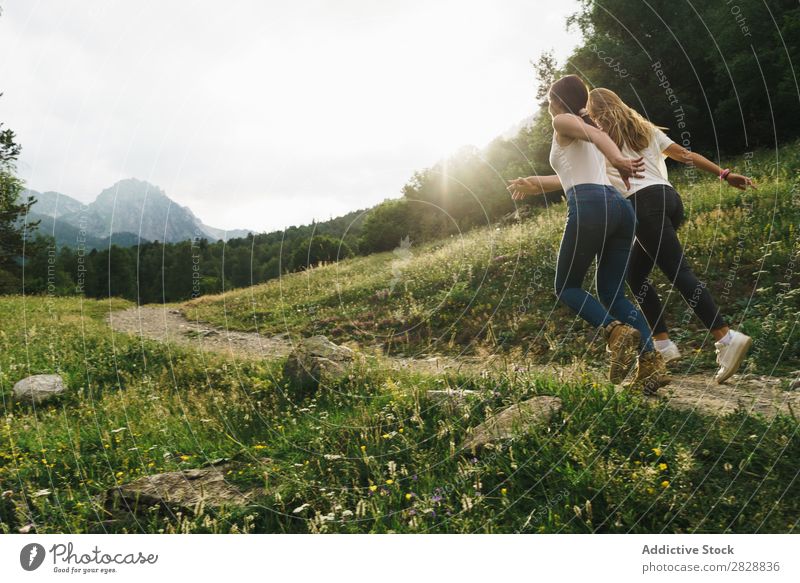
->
xmin=2 ymin=0 xmax=798 ymax=302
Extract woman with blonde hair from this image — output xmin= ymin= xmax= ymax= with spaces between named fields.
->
xmin=586 ymin=87 xmax=755 ymax=383
xmin=508 ymin=75 xmax=670 ymax=394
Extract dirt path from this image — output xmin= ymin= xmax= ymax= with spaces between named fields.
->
xmin=108 ymin=306 xmax=799 ymax=419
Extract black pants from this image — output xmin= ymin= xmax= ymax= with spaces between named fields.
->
xmin=627 ymin=184 xmax=726 ymax=336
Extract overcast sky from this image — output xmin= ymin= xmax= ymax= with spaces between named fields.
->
xmin=0 ymin=0 xmax=579 ymax=233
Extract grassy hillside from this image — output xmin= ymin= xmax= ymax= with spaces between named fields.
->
xmin=0 ymin=296 xmax=798 ymax=533
xmin=0 ymin=145 xmax=798 ymax=534
xmin=185 ymin=144 xmax=800 ymax=375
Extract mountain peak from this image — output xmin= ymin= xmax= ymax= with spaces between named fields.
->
xmin=25 ymin=179 xmax=253 ymax=247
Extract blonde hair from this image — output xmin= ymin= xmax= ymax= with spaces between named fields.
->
xmin=587 ymin=88 xmax=664 ymax=152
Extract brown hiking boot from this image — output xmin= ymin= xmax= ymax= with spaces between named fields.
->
xmin=605 ymin=320 xmax=640 ymax=384
xmin=631 ymin=350 xmax=671 ymax=395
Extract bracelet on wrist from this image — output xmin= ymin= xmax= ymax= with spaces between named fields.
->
xmin=719 ymin=168 xmax=731 ymax=180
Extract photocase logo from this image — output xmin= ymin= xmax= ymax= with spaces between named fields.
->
xmin=20 ymin=543 xmax=46 ymax=571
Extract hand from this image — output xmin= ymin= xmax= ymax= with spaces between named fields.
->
xmin=611 ymin=156 xmax=645 ymax=190
xmin=507 ymin=177 xmax=543 ymax=200
xmin=726 ymin=173 xmax=756 ymax=190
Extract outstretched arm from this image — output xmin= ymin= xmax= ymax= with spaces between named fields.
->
xmin=552 ymin=113 xmax=644 ymax=189
xmin=664 ymin=143 xmax=756 ymax=190
xmin=506 ymin=175 xmax=562 ymax=200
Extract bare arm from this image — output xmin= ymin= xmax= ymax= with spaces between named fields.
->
xmin=664 ymin=143 xmax=756 ymax=190
xmin=506 ymin=175 xmax=562 ymax=200
xmin=552 ymin=113 xmax=644 ymax=189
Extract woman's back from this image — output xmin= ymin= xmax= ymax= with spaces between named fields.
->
xmin=549 ymin=130 xmax=612 ymax=192
xmin=604 ymin=128 xmax=674 ymax=195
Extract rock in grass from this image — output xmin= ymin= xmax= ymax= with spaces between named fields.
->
xmin=461 ymin=395 xmax=562 ymax=452
xmin=283 ymin=335 xmax=357 ymax=398
xmin=104 ymin=459 xmax=267 ymax=517
xmin=13 ymin=374 xmax=66 ymax=404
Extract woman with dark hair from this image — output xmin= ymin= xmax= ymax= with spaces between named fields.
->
xmin=508 ymin=75 xmax=670 ymax=393
xmin=586 ymin=87 xmax=755 ymax=383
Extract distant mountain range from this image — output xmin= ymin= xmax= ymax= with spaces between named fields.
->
xmin=21 ymin=178 xmax=253 ymax=248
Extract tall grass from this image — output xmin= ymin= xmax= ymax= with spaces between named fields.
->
xmin=186 ymin=145 xmax=800 ymax=374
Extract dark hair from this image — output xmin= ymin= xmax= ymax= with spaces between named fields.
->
xmin=548 ymin=75 xmax=598 ymax=127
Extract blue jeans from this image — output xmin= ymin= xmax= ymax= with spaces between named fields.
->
xmin=554 ymin=184 xmax=654 ymax=353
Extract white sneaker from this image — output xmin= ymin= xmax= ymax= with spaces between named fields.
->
xmin=714 ymin=330 xmax=753 ymax=384
xmin=657 ymin=340 xmax=682 ymax=364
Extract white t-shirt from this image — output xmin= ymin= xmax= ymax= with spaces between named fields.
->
xmin=605 ymin=128 xmax=674 ymax=196
xmin=549 ymin=133 xmax=612 ymax=193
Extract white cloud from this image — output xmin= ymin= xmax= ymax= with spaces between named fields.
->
xmin=0 ymin=0 xmax=579 ymax=232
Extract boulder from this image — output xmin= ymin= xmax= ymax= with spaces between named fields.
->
xmin=13 ymin=374 xmax=66 ymax=404
xmin=104 ymin=458 xmax=267 ymax=517
xmin=461 ymin=395 xmax=562 ymax=452
xmin=283 ymin=335 xmax=358 ymax=397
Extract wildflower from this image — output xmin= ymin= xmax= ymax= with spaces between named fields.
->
xmin=179 ymin=455 xmax=190 ymax=461
xmin=398 ymin=428 xmax=404 ymax=434
xmin=385 ymin=479 xmax=394 ymax=485
xmin=369 ymin=485 xmax=378 ymax=492
xmin=431 ymin=495 xmax=442 ymax=504
xmin=382 ymin=433 xmax=391 ymax=439
xmin=360 ymin=445 xmax=367 ymax=453
xmin=405 ymin=493 xmax=413 ymax=500
xmin=652 ymin=447 xmax=662 ymax=457
xmin=658 ymin=463 xmax=668 ymax=471
xmin=646 ymin=487 xmax=655 ymax=495
xmin=661 ymin=480 xmax=670 ymax=489
xmin=253 ymin=444 xmax=267 ymax=450
xmin=115 ymin=471 xmax=123 ymax=479
xmin=501 ymin=488 xmax=507 ymax=496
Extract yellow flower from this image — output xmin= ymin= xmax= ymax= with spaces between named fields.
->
xmin=647 ymin=487 xmax=655 ymax=495
xmin=501 ymin=488 xmax=507 ymax=496
xmin=661 ymin=480 xmax=670 ymax=489
xmin=658 ymin=463 xmax=668 ymax=471
xmin=398 ymin=428 xmax=404 ymax=434
xmin=115 ymin=471 xmax=124 ymax=478
xmin=405 ymin=493 xmax=413 ymax=500
xmin=369 ymin=485 xmax=378 ymax=492
xmin=385 ymin=479 xmax=394 ymax=485
xmin=382 ymin=433 xmax=391 ymax=439
xmin=253 ymin=444 xmax=267 ymax=450
xmin=360 ymin=445 xmax=367 ymax=452
xmin=652 ymin=447 xmax=662 ymax=456
xmin=179 ymin=455 xmax=190 ymax=461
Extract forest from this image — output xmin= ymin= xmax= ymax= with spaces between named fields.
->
xmin=3 ymin=0 xmax=799 ymax=302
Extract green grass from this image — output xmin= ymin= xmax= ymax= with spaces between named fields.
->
xmin=1 ymin=144 xmax=799 ymax=533
xmin=0 ymin=297 xmax=798 ymax=533
xmin=185 ymin=144 xmax=800 ymax=375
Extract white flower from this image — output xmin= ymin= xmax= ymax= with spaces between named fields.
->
xmin=292 ymin=503 xmax=310 ymax=514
